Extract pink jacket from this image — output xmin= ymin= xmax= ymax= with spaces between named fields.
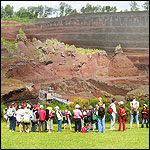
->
xmin=38 ymin=109 xmax=45 ymax=121
xmin=73 ymin=109 xmax=82 ymax=119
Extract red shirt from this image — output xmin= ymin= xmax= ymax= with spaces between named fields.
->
xmin=38 ymin=109 xmax=46 ymax=121
xmin=142 ymin=108 xmax=148 ymax=119
xmin=118 ymin=107 xmax=126 ymax=121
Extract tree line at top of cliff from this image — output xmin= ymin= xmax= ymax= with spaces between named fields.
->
xmin=1 ymin=1 xmax=149 ymax=20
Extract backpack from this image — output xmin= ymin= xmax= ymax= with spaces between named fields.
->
xmin=98 ymin=106 xmax=105 ymax=117
xmin=120 ymin=108 xmax=126 ymax=117
xmin=132 ymin=108 xmax=137 ymax=116
xmin=23 ymin=111 xmax=30 ymax=123
xmin=31 ymin=111 xmax=38 ymax=123
xmin=107 ymin=106 xmax=113 ymax=115
xmin=92 ymin=110 xmax=97 ymax=121
xmin=81 ymin=126 xmax=90 ymax=133
xmin=49 ymin=110 xmax=55 ymax=118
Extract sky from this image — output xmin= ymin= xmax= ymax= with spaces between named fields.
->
xmin=1 ymin=1 xmax=146 ymax=17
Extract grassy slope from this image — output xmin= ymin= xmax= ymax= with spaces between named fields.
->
xmin=1 ymin=122 xmax=149 ymax=149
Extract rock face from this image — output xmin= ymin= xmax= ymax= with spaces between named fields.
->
xmin=1 ymin=11 xmax=149 ymax=54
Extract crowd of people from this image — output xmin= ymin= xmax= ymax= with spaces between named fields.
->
xmin=3 ymin=96 xmax=149 ymax=133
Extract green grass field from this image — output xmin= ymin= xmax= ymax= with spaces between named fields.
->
xmin=1 ymin=121 xmax=149 ymax=149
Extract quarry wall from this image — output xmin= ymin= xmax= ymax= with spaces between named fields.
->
xmin=1 ymin=11 xmax=149 ymax=54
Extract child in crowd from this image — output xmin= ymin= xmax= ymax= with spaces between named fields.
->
xmin=3 ymin=107 xmax=9 ymax=127
xmin=118 ymin=101 xmax=126 ymax=132
xmin=141 ymin=104 xmax=149 ymax=128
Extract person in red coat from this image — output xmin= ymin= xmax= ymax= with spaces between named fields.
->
xmin=38 ymin=105 xmax=46 ymax=132
xmin=118 ymin=101 xmax=127 ymax=132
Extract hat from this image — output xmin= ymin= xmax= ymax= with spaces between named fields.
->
xmin=54 ymin=106 xmax=59 ymax=109
xmin=75 ymin=104 xmax=80 ymax=109
xmin=118 ymin=101 xmax=124 ymax=105
xmin=98 ymin=97 xmax=102 ymax=102
xmin=143 ymin=104 xmax=147 ymax=107
xmin=40 ymin=105 xmax=43 ymax=109
xmin=21 ymin=104 xmax=26 ymax=108
xmin=47 ymin=107 xmax=52 ymax=111
xmin=33 ymin=104 xmax=37 ymax=109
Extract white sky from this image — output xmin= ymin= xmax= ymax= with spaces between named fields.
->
xmin=1 ymin=1 xmax=146 ymax=17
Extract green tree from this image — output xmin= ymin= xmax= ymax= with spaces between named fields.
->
xmin=16 ymin=7 xmax=28 ymax=18
xmin=59 ymin=2 xmax=66 ymax=17
xmin=1 ymin=6 xmax=5 ymax=18
xmin=64 ymin=4 xmax=72 ymax=16
xmin=4 ymin=4 xmax=14 ymax=18
xmin=130 ymin=1 xmax=140 ymax=11
xmin=37 ymin=5 xmax=44 ymax=18
xmin=142 ymin=1 xmax=149 ymax=10
xmin=43 ymin=6 xmax=53 ymax=18
xmin=70 ymin=9 xmax=78 ymax=15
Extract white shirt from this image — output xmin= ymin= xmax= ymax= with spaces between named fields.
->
xmin=16 ymin=109 xmax=24 ymax=122
xmin=110 ymin=103 xmax=117 ymax=114
xmin=130 ymin=99 xmax=139 ymax=114
xmin=56 ymin=110 xmax=62 ymax=120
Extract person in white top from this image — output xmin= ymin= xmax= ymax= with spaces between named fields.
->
xmin=16 ymin=105 xmax=24 ymax=132
xmin=110 ymin=99 xmax=117 ymax=130
xmin=130 ymin=96 xmax=139 ymax=129
xmin=55 ymin=106 xmax=63 ymax=132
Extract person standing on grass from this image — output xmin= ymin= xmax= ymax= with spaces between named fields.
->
xmin=109 ymin=98 xmax=117 ymax=130
xmin=46 ymin=106 xmax=55 ymax=133
xmin=31 ymin=105 xmax=39 ymax=132
xmin=141 ymin=104 xmax=149 ymax=128
xmin=64 ymin=106 xmax=72 ymax=130
xmin=38 ymin=105 xmax=46 ymax=132
xmin=87 ymin=105 xmax=96 ymax=131
xmin=7 ymin=103 xmax=16 ymax=132
xmin=3 ymin=107 xmax=9 ymax=127
xmin=73 ymin=104 xmax=82 ymax=133
xmin=82 ymin=105 xmax=88 ymax=127
xmin=23 ymin=104 xmax=32 ymax=133
xmin=130 ymin=96 xmax=139 ymax=129
xmin=118 ymin=101 xmax=127 ymax=132
xmin=16 ymin=105 xmax=24 ymax=132
xmin=55 ymin=106 xmax=63 ymax=133
xmin=97 ymin=97 xmax=105 ymax=133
